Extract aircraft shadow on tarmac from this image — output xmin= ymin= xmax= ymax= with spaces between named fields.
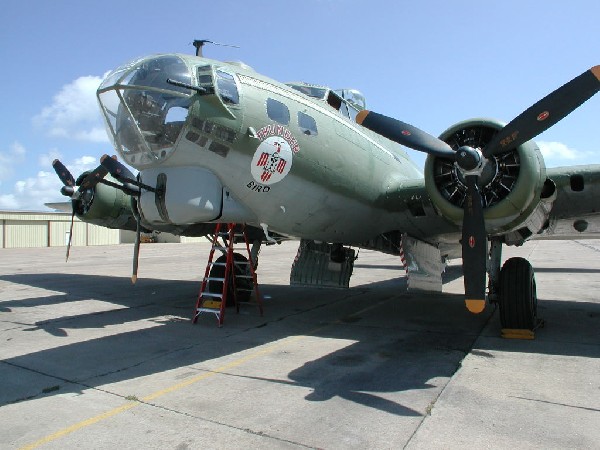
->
xmin=0 ymin=270 xmax=598 ymax=416
xmin=534 ymin=267 xmax=600 ymax=274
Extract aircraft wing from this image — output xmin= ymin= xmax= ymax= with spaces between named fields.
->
xmin=387 ymin=164 xmax=600 ymax=244
xmin=539 ymin=165 xmax=600 ymax=238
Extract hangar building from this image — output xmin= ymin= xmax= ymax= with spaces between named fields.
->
xmin=0 ymin=210 xmax=119 ymax=248
xmin=0 ymin=211 xmax=203 ymax=248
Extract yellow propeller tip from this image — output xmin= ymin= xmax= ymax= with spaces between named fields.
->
xmin=592 ymin=65 xmax=600 ymax=81
xmin=131 ymin=275 xmax=137 ymax=284
xmin=355 ymin=110 xmax=370 ymax=125
xmin=465 ymin=299 xmax=486 ymax=314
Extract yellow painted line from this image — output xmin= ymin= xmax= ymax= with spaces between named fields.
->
xmin=20 ymin=336 xmax=302 ymax=450
xmin=19 ymin=402 xmax=138 ymax=450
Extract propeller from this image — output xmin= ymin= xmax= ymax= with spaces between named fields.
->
xmin=52 ymin=155 xmax=147 ymax=282
xmin=357 ymin=65 xmax=600 ymax=312
xmin=101 ymin=154 xmax=155 ymax=193
xmin=131 ymin=197 xmax=141 ymax=285
xmin=483 ymin=66 xmax=600 ymax=157
xmin=52 ymin=159 xmax=109 ymax=261
xmin=100 ymin=154 xmax=136 ymax=182
xmin=100 ymin=154 xmax=144 ymax=284
xmin=52 ymin=159 xmax=75 ymax=187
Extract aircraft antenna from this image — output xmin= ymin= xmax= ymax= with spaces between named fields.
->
xmin=192 ymin=39 xmax=240 ymax=57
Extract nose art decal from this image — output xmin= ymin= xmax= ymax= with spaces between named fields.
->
xmin=250 ymin=126 xmax=299 ymax=185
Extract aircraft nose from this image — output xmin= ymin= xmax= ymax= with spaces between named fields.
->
xmin=97 ymin=55 xmax=195 ymax=166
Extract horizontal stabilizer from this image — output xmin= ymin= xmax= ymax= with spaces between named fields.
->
xmin=44 ymin=202 xmax=72 ymax=213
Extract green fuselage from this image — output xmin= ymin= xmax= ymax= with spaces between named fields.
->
xmin=97 ymin=54 xmax=454 ymax=245
xmin=94 ymin=53 xmax=600 ymax=256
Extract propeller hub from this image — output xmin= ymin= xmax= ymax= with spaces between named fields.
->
xmin=60 ymin=185 xmax=75 ymax=197
xmin=456 ymin=146 xmax=484 ymax=174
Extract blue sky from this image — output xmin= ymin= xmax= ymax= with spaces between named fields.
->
xmin=1 ymin=0 xmax=599 ymax=210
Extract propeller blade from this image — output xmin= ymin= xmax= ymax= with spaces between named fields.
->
xmin=356 ymin=110 xmax=455 ymax=158
xmin=52 ymin=159 xmax=75 ymax=187
xmin=78 ymin=165 xmax=109 ymax=191
xmin=100 ymin=154 xmax=136 ymax=183
xmin=65 ymin=208 xmax=75 ymax=262
xmin=132 ymin=214 xmax=141 ymax=284
xmin=484 ymin=65 xmax=600 ymax=157
xmin=462 ymin=175 xmax=487 ymax=314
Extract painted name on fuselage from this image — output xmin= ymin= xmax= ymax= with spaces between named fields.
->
xmin=256 ymin=125 xmax=300 ymax=154
xmin=246 ymin=180 xmax=271 ymax=193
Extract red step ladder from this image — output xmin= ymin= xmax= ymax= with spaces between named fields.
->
xmin=192 ymin=223 xmax=263 ymax=326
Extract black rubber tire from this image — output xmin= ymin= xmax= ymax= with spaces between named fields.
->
xmin=499 ymin=257 xmax=537 ymax=329
xmin=208 ymin=253 xmax=252 ymax=307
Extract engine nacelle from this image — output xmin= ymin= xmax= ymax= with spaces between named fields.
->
xmin=424 ymin=118 xmax=552 ymax=239
xmin=74 ymin=174 xmax=138 ymax=231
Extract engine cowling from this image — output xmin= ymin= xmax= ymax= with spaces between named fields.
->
xmin=73 ymin=174 xmax=138 ymax=231
xmin=424 ymin=118 xmax=551 ymax=239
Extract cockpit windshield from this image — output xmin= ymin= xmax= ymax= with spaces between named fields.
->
xmin=286 ymin=83 xmax=328 ymax=100
xmin=285 ymin=82 xmax=367 ymax=121
xmin=97 ymin=55 xmax=194 ymax=166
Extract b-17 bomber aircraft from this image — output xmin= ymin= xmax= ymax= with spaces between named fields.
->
xmin=52 ymin=40 xmax=600 ymax=334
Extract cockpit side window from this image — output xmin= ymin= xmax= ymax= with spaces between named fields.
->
xmin=326 ymin=91 xmax=342 ymax=111
xmin=216 ymin=70 xmax=239 ymax=105
xmin=298 ymin=112 xmax=318 ymax=136
xmin=267 ymin=98 xmax=290 ymax=125
xmin=287 ymin=84 xmax=327 ymax=100
xmin=196 ymin=65 xmax=215 ymax=94
xmin=346 ymin=103 xmax=359 ymax=121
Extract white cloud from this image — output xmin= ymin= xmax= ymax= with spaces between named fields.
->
xmin=72 ymin=156 xmax=98 ymax=173
xmin=537 ymin=141 xmax=582 ymax=161
xmin=0 ymin=156 xmax=99 ymax=211
xmin=11 ymin=142 xmax=26 ymax=157
xmin=0 ymin=194 xmax=19 ymax=209
xmin=16 ymin=171 xmax=65 ymax=211
xmin=38 ymin=149 xmax=63 ymax=168
xmin=33 ymin=74 xmax=109 ymax=143
xmin=0 ymin=141 xmax=27 ymax=181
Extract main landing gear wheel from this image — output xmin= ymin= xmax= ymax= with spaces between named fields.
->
xmin=208 ymin=253 xmax=253 ymax=307
xmin=498 ymin=257 xmax=538 ymax=330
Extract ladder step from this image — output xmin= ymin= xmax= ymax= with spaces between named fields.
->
xmin=197 ymin=308 xmax=222 ymax=315
xmin=193 ymin=223 xmax=263 ymax=326
xmin=208 ymin=262 xmax=249 ymax=268
xmin=217 ymin=232 xmax=245 ymax=237
xmin=212 ymin=245 xmax=249 ymax=252
xmin=199 ymin=300 xmax=222 ymax=309
xmin=200 ymin=292 xmax=223 ymax=299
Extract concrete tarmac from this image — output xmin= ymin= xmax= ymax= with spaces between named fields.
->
xmin=0 ymin=240 xmax=598 ymax=449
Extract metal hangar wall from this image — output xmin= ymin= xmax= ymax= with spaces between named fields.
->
xmin=0 ymin=210 xmax=120 ymax=249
